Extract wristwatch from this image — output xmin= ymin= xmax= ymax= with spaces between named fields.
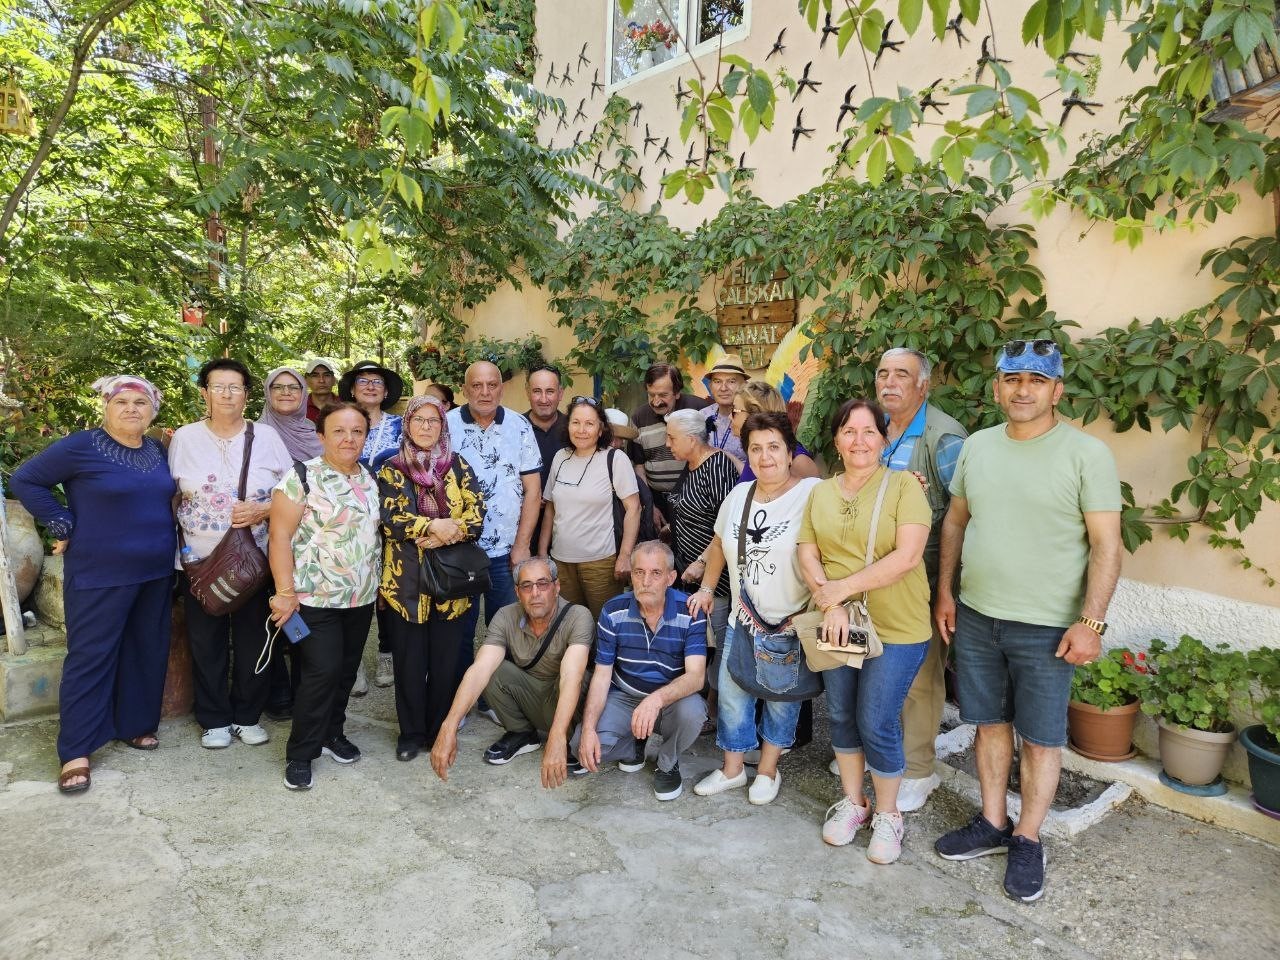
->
xmin=1076 ymin=615 xmax=1108 ymax=636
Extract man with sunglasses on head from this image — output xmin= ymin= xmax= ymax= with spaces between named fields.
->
xmin=429 ymin=557 xmax=593 ymax=787
xmin=932 ymin=338 xmax=1121 ymax=904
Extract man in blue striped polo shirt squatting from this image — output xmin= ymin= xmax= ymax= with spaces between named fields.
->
xmin=573 ymin=541 xmax=707 ymax=801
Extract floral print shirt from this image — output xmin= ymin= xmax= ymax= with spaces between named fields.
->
xmin=361 ymin=413 xmax=402 ymax=466
xmin=275 ymin=457 xmax=381 ymax=608
xmin=377 ymin=455 xmax=486 ymax=623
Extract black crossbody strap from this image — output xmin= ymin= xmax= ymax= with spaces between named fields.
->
xmin=735 ymin=481 xmax=756 ymax=571
xmin=507 ymin=602 xmax=574 ymax=672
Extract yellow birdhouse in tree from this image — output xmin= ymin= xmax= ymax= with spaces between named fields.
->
xmin=0 ymin=72 xmax=37 ymax=137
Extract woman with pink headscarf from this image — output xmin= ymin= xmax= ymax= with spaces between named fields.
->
xmin=376 ymin=395 xmax=485 ymax=761
xmin=11 ymin=375 xmax=176 ymax=795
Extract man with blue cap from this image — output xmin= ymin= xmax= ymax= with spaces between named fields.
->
xmin=930 ymin=339 xmax=1122 ymax=904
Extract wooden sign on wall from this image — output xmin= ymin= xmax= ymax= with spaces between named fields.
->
xmin=715 ymin=265 xmax=796 ymax=369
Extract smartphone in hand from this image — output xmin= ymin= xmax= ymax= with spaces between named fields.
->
xmin=282 ymin=611 xmax=310 ymax=643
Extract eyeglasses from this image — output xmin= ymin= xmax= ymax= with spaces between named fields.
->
xmin=269 ymin=384 xmax=303 ymax=394
xmin=731 ymin=407 xmax=748 ymax=418
xmin=571 ymin=395 xmax=600 ymax=407
xmin=207 ymin=384 xmax=246 ymax=396
xmin=354 ymin=376 xmax=385 ymax=388
xmin=551 ymin=450 xmax=597 ymax=487
xmin=516 ymin=578 xmax=556 ymax=592
xmin=408 ymin=416 xmax=442 ymax=429
xmin=1002 ymin=339 xmax=1057 ymax=359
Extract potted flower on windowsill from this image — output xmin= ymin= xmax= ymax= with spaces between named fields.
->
xmin=626 ymin=19 xmax=676 ymax=70
xmin=1140 ymin=635 xmax=1250 ymax=787
xmin=1068 ymin=648 xmax=1150 ymax=761
xmin=1241 ymin=647 xmax=1280 ymax=816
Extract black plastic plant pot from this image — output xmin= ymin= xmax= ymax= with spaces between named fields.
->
xmin=1240 ymin=724 xmax=1280 ymax=816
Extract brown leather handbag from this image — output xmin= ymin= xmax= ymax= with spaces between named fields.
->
xmin=179 ymin=422 xmax=271 ymax=616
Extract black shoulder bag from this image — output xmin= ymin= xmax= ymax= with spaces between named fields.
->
xmin=407 ymin=457 xmax=491 ymax=601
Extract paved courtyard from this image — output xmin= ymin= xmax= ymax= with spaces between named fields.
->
xmin=2 ymin=652 xmax=1277 ymax=960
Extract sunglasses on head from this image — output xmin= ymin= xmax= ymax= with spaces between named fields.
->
xmin=570 ymin=395 xmax=600 ymax=407
xmin=1002 ymin=339 xmax=1057 ymax=358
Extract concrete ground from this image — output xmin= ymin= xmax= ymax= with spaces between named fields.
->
xmin=2 ymin=648 xmax=1277 ymax=960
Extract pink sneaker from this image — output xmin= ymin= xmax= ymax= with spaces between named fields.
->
xmin=822 ymin=796 xmax=871 ymax=846
xmin=867 ymin=811 xmax=905 ymax=864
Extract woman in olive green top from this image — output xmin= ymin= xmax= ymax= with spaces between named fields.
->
xmin=797 ymin=398 xmax=931 ymax=865
xmin=377 ymin=395 xmax=485 ymax=761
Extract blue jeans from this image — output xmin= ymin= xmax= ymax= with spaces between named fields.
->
xmin=825 ymin=639 xmax=928 ymax=778
xmin=953 ymin=602 xmax=1074 ymax=747
xmin=716 ymin=620 xmax=801 ymax=753
xmin=455 ymin=553 xmax=517 ymax=685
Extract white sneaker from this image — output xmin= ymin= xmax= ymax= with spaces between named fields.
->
xmin=351 ymin=661 xmax=369 ymax=697
xmin=897 ymin=773 xmax=941 ymax=813
xmin=828 ymin=756 xmax=840 ymax=775
xmin=822 ymin=796 xmax=871 ymax=846
xmin=457 ymin=713 xmax=469 ymax=732
xmin=693 ymin=768 xmax=748 ymax=796
xmin=743 ymin=747 xmax=791 ymax=766
xmin=201 ymin=726 xmax=232 ymax=749
xmin=231 ymin=723 xmax=270 ymax=746
xmin=748 ymin=771 xmax=782 ymax=805
xmin=867 ymin=811 xmax=905 ymax=865
xmin=375 ymin=652 xmax=394 ymax=687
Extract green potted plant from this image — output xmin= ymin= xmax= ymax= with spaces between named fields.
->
xmin=1241 ymin=647 xmax=1280 ymax=816
xmin=1068 ymin=647 xmax=1150 ymax=761
xmin=1141 ymin=635 xmax=1250 ymax=786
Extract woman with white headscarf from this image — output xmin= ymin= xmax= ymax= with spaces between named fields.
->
xmin=11 ymin=375 xmax=176 ymax=795
xmin=259 ymin=366 xmax=324 ymax=463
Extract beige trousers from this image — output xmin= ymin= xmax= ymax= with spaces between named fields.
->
xmin=556 ymin=555 xmax=624 ymax=623
xmin=901 ymin=627 xmax=946 ymax=779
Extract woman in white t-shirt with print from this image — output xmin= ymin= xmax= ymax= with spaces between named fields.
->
xmin=687 ymin=410 xmax=821 ymax=807
xmin=538 ymin=397 xmax=640 ymax=621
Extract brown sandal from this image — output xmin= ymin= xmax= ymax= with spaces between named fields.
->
xmin=121 ymin=734 xmax=159 ymax=751
xmin=58 ymin=766 xmax=91 ymax=795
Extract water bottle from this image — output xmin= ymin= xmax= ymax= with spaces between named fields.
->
xmin=181 ymin=545 xmax=198 ymax=565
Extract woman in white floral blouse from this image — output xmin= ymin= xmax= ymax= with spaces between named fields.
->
xmin=268 ymin=403 xmax=382 ymax=792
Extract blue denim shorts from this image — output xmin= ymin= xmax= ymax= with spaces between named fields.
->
xmin=953 ymin=602 xmax=1074 ymax=748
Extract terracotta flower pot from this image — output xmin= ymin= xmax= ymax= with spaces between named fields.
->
xmin=1156 ymin=717 xmax=1236 ymax=786
xmin=1240 ymin=724 xmax=1280 ymax=815
xmin=1068 ymin=698 xmax=1139 ymax=761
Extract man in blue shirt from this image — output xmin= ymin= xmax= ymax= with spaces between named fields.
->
xmin=574 ymin=541 xmax=707 ymax=801
xmin=874 ymin=347 xmax=967 ymax=812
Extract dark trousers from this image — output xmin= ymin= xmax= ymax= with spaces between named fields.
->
xmin=267 ymin=636 xmax=295 ymax=712
xmin=182 ymin=577 xmax=272 ymax=730
xmin=386 ymin=607 xmax=465 ymax=751
xmin=59 ymin=574 xmax=173 ymax=762
xmin=376 ymin=604 xmax=392 ymax=655
xmin=286 ymin=604 xmax=375 ymax=762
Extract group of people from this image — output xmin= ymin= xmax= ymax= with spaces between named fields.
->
xmin=9 ymin=338 xmax=1121 ymax=904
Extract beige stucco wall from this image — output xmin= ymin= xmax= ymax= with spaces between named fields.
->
xmin=455 ymin=2 xmax=1279 ymax=612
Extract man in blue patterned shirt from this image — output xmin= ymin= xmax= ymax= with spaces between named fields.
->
xmin=874 ymin=347 xmax=967 ymax=812
xmin=573 ymin=541 xmax=707 ymax=801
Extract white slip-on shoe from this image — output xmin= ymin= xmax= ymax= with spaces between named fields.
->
xmin=867 ymin=811 xmax=905 ymax=865
xmin=201 ymin=726 xmax=232 ymax=749
xmin=693 ymin=768 xmax=749 ymax=796
xmin=822 ymin=796 xmax=871 ymax=846
xmin=748 ymin=770 xmax=782 ymax=805
xmin=897 ymin=773 xmax=941 ymax=813
xmin=231 ymin=723 xmax=270 ymax=746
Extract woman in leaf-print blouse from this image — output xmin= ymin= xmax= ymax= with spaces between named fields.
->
xmin=268 ymin=402 xmax=382 ymax=792
xmin=376 ymin=394 xmax=485 ymax=762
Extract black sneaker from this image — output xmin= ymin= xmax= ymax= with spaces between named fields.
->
xmin=653 ymin=763 xmax=683 ymax=801
xmin=284 ymin=760 xmax=313 ymax=791
xmin=1003 ymin=835 xmax=1047 ymax=902
xmin=567 ymin=753 xmax=590 ymax=777
xmin=934 ymin=813 xmax=1013 ymax=861
xmin=618 ymin=737 xmax=648 ymax=773
xmin=321 ymin=734 xmax=361 ymax=764
xmin=483 ymin=730 xmax=541 ymax=765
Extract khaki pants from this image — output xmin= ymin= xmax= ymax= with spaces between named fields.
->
xmin=483 ymin=660 xmax=560 ymax=734
xmin=901 ymin=627 xmax=946 ymax=779
xmin=557 ymin=555 xmax=624 ymax=623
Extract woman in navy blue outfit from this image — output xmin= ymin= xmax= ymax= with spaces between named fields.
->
xmin=11 ymin=376 xmax=177 ymax=794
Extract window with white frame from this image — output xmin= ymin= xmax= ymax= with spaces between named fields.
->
xmin=608 ymin=1 xmax=747 ymax=85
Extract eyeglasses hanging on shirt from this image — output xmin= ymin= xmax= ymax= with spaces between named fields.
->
xmin=551 ymin=449 xmax=598 ymax=487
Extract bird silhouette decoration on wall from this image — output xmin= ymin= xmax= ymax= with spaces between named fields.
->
xmin=628 ymin=101 xmax=642 ymax=126
xmin=920 ymin=80 xmax=948 ymax=116
xmin=590 ymin=69 xmax=603 ymax=99
xmin=820 ymin=13 xmax=839 ymax=49
xmin=674 ymin=77 xmax=692 ymax=105
xmin=1058 ymin=50 xmax=1093 ymax=66
xmin=555 ymin=112 xmax=568 ymax=132
xmin=657 ymin=136 xmax=672 ymax=162
xmin=561 ymin=62 xmax=573 ymax=85
xmin=975 ymin=36 xmax=1011 ymax=81
xmin=686 ymin=141 xmax=701 ymax=166
xmin=836 ymin=84 xmax=857 ymax=130
xmin=767 ymin=28 xmax=786 ymax=60
xmin=945 ymin=14 xmax=968 ymax=47
xmin=573 ymin=98 xmax=587 ymax=122
xmin=792 ymin=61 xmax=821 ymax=100
xmin=1059 ymin=94 xmax=1102 ymax=126
xmin=643 ymin=124 xmax=659 ymax=154
xmin=577 ymin=42 xmax=590 ymax=69
xmin=875 ymin=20 xmax=903 ymax=68
xmin=792 ymin=109 xmax=814 ymax=150
xmin=546 ymin=63 xmax=560 ymax=86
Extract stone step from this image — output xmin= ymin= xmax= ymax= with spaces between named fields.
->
xmin=0 ymin=645 xmax=65 ymax=720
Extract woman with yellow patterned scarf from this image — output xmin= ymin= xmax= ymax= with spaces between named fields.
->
xmin=376 ymin=395 xmax=485 ymax=762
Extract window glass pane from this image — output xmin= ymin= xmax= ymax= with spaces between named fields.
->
xmin=697 ymin=0 xmax=744 ymax=44
xmin=610 ymin=0 xmax=685 ymax=83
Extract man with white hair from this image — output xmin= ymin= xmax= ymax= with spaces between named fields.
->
xmin=871 ymin=347 xmax=968 ymax=811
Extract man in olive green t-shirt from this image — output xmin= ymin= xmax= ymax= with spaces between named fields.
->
xmin=932 ymin=339 xmax=1122 ymax=905
xmin=430 ymin=557 xmax=593 ymax=789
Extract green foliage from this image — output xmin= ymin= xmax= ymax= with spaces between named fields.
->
xmin=1141 ymin=635 xmax=1251 ymax=733
xmin=1247 ymin=647 xmax=1280 ymax=743
xmin=1071 ymin=647 xmax=1151 ymax=710
xmin=406 ymin=329 xmax=544 ymax=388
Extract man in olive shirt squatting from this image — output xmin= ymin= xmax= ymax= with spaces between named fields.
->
xmin=932 ymin=339 xmax=1121 ymax=904
xmin=430 ymin=557 xmax=593 ymax=788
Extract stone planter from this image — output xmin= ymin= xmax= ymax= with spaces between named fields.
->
xmin=1156 ymin=717 xmax=1237 ymax=786
xmin=3 ymin=498 xmax=43 ymax=601
xmin=1240 ymin=724 xmax=1280 ymax=816
xmin=1068 ymin=699 xmax=1140 ymax=762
